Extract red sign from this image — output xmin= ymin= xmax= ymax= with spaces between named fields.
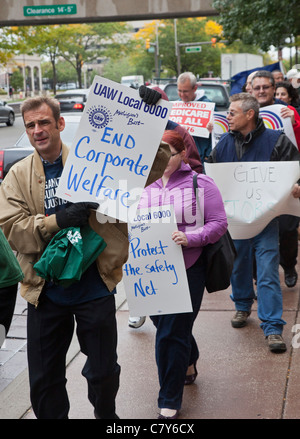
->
xmin=169 ymin=101 xmax=215 ymax=138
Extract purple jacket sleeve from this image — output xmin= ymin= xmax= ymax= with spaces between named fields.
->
xmin=184 ymin=175 xmax=228 ymax=248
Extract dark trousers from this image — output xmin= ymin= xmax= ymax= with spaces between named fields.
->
xmin=27 ymin=294 xmax=120 ymax=419
xmin=0 ymin=283 xmax=18 ymax=336
xmin=279 ymin=215 xmax=299 ymax=271
xmin=150 ymin=258 xmax=205 ymax=410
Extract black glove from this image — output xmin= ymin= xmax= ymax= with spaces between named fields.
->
xmin=139 ymin=85 xmax=162 ymax=105
xmin=56 ymin=202 xmax=98 ymax=229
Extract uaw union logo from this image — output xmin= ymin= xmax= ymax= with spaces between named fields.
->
xmin=87 ymin=105 xmax=113 ymax=129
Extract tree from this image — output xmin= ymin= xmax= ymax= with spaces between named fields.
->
xmin=131 ymin=18 xmax=225 ymax=79
xmin=58 ymin=22 xmax=129 ymax=88
xmin=10 ymin=69 xmax=24 ymax=92
xmin=213 ymin=0 xmax=300 ymax=52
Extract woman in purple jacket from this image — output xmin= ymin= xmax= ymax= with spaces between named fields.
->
xmin=139 ymin=130 xmax=228 ymax=419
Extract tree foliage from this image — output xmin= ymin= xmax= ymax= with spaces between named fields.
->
xmin=213 ymin=0 xmax=300 ymax=51
xmin=131 ymin=18 xmax=226 ymax=79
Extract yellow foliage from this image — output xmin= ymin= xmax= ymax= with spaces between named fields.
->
xmin=205 ymin=20 xmax=223 ymax=37
xmin=133 ymin=20 xmax=159 ymax=40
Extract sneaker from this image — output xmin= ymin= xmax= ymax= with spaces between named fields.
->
xmin=266 ymin=334 xmax=287 ymax=353
xmin=128 ymin=316 xmax=146 ymax=329
xmin=231 ymin=310 xmax=251 ymax=328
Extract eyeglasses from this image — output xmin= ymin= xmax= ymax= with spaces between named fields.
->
xmin=252 ymin=85 xmax=272 ymax=91
xmin=227 ymin=110 xmax=237 ymax=117
xmin=170 ymin=152 xmax=180 ymax=157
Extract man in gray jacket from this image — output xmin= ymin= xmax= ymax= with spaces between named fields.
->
xmin=0 ymin=96 xmax=170 ymax=418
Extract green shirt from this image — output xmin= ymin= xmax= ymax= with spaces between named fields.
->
xmin=0 ymin=228 xmax=24 ymax=288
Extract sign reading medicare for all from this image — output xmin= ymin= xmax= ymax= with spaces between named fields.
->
xmin=169 ymin=101 xmax=215 ymax=138
xmin=56 ymin=76 xmax=173 ymax=222
xmin=123 ymin=205 xmax=192 ymax=317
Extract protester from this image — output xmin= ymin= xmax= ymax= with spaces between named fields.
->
xmin=129 ymin=86 xmax=204 ymax=331
xmin=275 ymin=81 xmax=300 ymax=115
xmin=286 ymin=68 xmax=300 ymax=88
xmin=272 ymin=70 xmax=285 ymax=83
xmin=176 ymin=72 xmax=213 ymax=163
xmin=251 ymin=70 xmax=300 ymax=288
xmin=0 ymin=96 xmax=170 ymax=419
xmin=206 ymin=92 xmax=300 ymax=352
xmin=243 ymin=71 xmax=257 ymax=93
xmin=138 ymin=130 xmax=227 ymax=419
xmin=0 ymin=228 xmax=24 ymax=340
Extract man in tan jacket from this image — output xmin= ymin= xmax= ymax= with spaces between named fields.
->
xmin=0 ymin=96 xmax=170 ymax=419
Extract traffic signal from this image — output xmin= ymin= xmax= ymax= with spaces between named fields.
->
xmin=146 ymin=38 xmax=150 ymax=50
xmin=211 ymin=37 xmax=217 ymax=47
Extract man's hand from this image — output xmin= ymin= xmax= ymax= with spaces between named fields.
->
xmin=56 ymin=202 xmax=98 ymax=229
xmin=291 ymin=183 xmax=300 ymax=198
xmin=139 ymin=85 xmax=162 ymax=105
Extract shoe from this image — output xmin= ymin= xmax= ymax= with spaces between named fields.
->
xmin=267 ymin=334 xmax=287 ymax=353
xmin=157 ymin=409 xmax=179 ymax=419
xmin=94 ymin=409 xmax=119 ymax=419
xmin=284 ymin=268 xmax=298 ymax=288
xmin=128 ymin=316 xmax=146 ymax=328
xmin=231 ymin=310 xmax=251 ymax=328
xmin=184 ymin=362 xmax=198 ymax=385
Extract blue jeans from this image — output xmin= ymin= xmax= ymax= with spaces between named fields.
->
xmin=150 ymin=258 xmax=205 ymax=410
xmin=231 ymin=218 xmax=286 ymax=336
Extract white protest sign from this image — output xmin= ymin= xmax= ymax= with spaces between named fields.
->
xmin=205 ymin=161 xmax=300 ymax=239
xmin=56 ymin=76 xmax=172 ymax=222
xmin=123 ymin=205 xmax=192 ymax=316
xmin=211 ymin=105 xmax=297 ymax=149
xmin=169 ymin=101 xmax=215 ymax=138
xmin=260 ymin=104 xmax=297 ymax=147
xmin=212 ymin=111 xmax=228 ymax=148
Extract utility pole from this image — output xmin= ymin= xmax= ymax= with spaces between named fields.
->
xmin=174 ymin=20 xmax=227 ymax=76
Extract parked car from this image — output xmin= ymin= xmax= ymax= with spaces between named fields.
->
xmin=0 ymin=113 xmax=82 ymax=182
xmin=0 ymin=100 xmax=15 ymax=126
xmin=54 ymin=88 xmax=90 ymax=112
xmin=163 ymin=81 xmax=230 ymax=111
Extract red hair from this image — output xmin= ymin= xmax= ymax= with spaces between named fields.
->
xmin=162 ymin=130 xmax=189 ymax=164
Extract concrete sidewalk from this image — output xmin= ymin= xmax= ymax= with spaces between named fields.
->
xmin=1 ymin=263 xmax=300 ymax=420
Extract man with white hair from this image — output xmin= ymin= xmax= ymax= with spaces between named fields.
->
xmin=176 ymin=72 xmax=213 ymax=163
xmin=286 ymin=68 xmax=300 ymax=89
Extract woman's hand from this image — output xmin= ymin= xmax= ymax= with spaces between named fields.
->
xmin=280 ymin=106 xmax=295 ymax=125
xmin=291 ymin=183 xmax=300 ymax=198
xmin=172 ymin=230 xmax=188 ymax=246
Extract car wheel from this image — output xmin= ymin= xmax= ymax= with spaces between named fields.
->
xmin=6 ymin=112 xmax=15 ymax=126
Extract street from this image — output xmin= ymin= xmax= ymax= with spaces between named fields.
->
xmin=0 ymin=115 xmax=25 ymax=148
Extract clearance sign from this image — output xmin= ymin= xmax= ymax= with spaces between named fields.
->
xmin=169 ymin=101 xmax=215 ymax=138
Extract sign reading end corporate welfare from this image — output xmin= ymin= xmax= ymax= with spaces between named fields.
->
xmin=56 ymin=76 xmax=172 ymax=222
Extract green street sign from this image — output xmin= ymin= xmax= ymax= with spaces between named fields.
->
xmin=185 ymin=46 xmax=202 ymax=53
xmin=24 ymin=4 xmax=77 ymax=16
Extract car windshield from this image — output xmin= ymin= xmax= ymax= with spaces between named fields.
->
xmin=165 ymin=83 xmax=229 ymax=107
xmin=15 ymin=121 xmax=80 ymax=148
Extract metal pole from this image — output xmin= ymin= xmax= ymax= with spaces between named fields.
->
xmin=177 ymin=43 xmax=181 ymax=76
xmin=174 ymin=19 xmax=180 ymax=75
